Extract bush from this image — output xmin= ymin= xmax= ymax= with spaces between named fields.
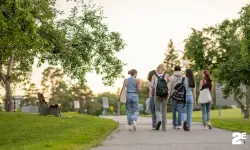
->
xmin=121 ymin=104 xmax=126 ymax=115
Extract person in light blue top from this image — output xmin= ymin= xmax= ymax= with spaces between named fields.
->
xmin=182 ymin=69 xmax=196 ymax=131
xmin=120 ymin=69 xmax=141 ymax=131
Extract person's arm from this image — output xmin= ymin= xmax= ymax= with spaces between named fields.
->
xmin=146 ymin=82 xmax=150 ymax=98
xmin=165 ymin=74 xmax=171 ymax=96
xmin=151 ymin=75 xmax=156 ymax=88
xmin=168 ymin=76 xmax=172 ymax=96
xmin=199 ymin=80 xmax=203 ymax=91
xmin=119 ymin=79 xmax=126 ymax=98
xmin=211 ymin=81 xmax=214 ymax=104
xmin=151 ymin=75 xmax=156 ymax=94
xmin=193 ymin=87 xmax=196 ymax=106
xmin=136 ymin=79 xmax=142 ymax=92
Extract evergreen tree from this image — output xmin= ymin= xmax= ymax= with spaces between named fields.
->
xmin=163 ymin=39 xmax=180 ymax=75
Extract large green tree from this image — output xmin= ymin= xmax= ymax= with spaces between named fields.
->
xmin=0 ymin=0 xmax=125 ymax=112
xmin=163 ymin=39 xmax=179 ymax=74
xmin=218 ymin=5 xmax=250 ymax=118
xmin=0 ymin=0 xmax=60 ymax=112
xmin=184 ymin=4 xmax=250 ymax=118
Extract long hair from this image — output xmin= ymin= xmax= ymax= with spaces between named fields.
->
xmin=202 ymin=70 xmax=212 ymax=90
xmin=147 ymin=70 xmax=156 ymax=82
xmin=202 ymin=70 xmax=212 ymax=81
xmin=156 ymin=64 xmax=166 ymax=73
xmin=185 ymin=69 xmax=195 ymax=88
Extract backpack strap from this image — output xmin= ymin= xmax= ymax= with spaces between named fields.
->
xmin=155 ymin=73 xmax=159 ymax=79
xmin=155 ymin=73 xmax=165 ymax=79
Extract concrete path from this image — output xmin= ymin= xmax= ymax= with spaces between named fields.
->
xmin=89 ymin=116 xmax=249 ymax=150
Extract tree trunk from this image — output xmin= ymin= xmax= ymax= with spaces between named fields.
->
xmin=4 ymin=79 xmax=13 ymax=112
xmin=244 ymin=85 xmax=250 ymax=118
xmin=233 ymin=93 xmax=247 ymax=118
xmin=0 ymin=54 xmax=14 ymax=112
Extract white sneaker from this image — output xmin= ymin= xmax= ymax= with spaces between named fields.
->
xmin=132 ymin=120 xmax=137 ymax=131
xmin=203 ymin=127 xmax=207 ymax=131
xmin=129 ymin=125 xmax=133 ymax=131
xmin=176 ymin=126 xmax=181 ymax=129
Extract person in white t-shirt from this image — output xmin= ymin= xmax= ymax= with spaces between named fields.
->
xmin=146 ymin=70 xmax=157 ymax=129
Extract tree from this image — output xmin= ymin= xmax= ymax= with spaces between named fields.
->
xmin=163 ymin=39 xmax=179 ymax=74
xmin=0 ymin=0 xmax=125 ymax=112
xmin=23 ymin=83 xmax=39 ymax=105
xmin=96 ymin=92 xmax=119 ymax=114
xmin=41 ymin=67 xmax=64 ymax=99
xmin=52 ymin=81 xmax=73 ymax=112
xmin=71 ymin=84 xmax=95 ymax=114
xmin=184 ymin=4 xmax=250 ymax=118
xmin=0 ymin=0 xmax=61 ymax=112
xmin=218 ymin=4 xmax=250 ymax=118
xmin=41 ymin=1 xmax=126 ymax=85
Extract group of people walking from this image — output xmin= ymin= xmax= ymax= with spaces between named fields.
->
xmin=119 ymin=64 xmax=214 ymax=132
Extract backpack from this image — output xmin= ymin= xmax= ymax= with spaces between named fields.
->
xmin=171 ymin=77 xmax=186 ymax=103
xmin=155 ymin=73 xmax=168 ymax=97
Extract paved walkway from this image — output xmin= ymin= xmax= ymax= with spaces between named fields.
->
xmin=89 ymin=116 xmax=249 ymax=150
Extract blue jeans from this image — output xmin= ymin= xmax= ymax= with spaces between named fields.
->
xmin=201 ymin=102 xmax=211 ymax=125
xmin=150 ymin=96 xmax=156 ymax=127
xmin=182 ymin=95 xmax=193 ymax=128
xmin=172 ymin=100 xmax=183 ymax=127
xmin=126 ymin=93 xmax=139 ymax=125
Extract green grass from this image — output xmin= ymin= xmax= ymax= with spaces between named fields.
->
xmin=188 ymin=109 xmax=250 ymax=133
xmin=145 ymin=108 xmax=250 ymax=133
xmin=0 ymin=112 xmax=118 ymax=150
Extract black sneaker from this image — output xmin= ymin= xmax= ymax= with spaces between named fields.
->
xmin=186 ymin=127 xmax=190 ymax=131
xmin=156 ymin=121 xmax=161 ymax=130
xmin=183 ymin=121 xmax=187 ymax=131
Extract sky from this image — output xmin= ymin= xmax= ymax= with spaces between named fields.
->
xmin=13 ymin=0 xmax=250 ymax=95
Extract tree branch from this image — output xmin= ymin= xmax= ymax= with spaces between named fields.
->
xmin=7 ymin=54 xmax=14 ymax=78
xmin=234 ymin=94 xmax=245 ymax=111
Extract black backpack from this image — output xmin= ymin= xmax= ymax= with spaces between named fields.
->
xmin=155 ymin=73 xmax=168 ymax=97
xmin=171 ymin=77 xmax=186 ymax=104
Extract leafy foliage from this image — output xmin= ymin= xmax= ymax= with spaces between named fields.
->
xmin=41 ymin=1 xmax=126 ymax=85
xmin=0 ymin=0 xmax=125 ymax=111
xmin=184 ymin=4 xmax=250 ymax=118
xmin=96 ymin=92 xmax=119 ymax=114
xmin=23 ymin=83 xmax=39 ymax=105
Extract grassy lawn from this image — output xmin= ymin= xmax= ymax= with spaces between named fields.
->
xmin=145 ymin=108 xmax=250 ymax=133
xmin=177 ymin=109 xmax=250 ymax=133
xmin=0 ymin=112 xmax=118 ymax=150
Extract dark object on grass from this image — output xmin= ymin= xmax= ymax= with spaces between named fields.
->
xmin=37 ymin=93 xmax=61 ymax=117
xmin=193 ymin=106 xmax=201 ymax=111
